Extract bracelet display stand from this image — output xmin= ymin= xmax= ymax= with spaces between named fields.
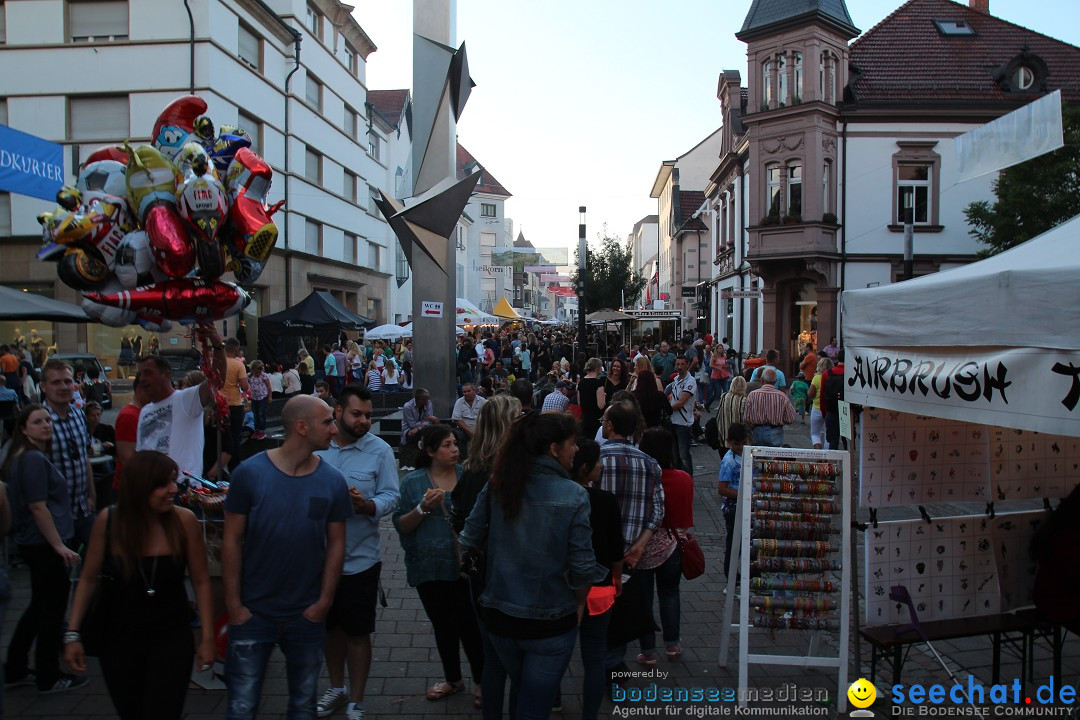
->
xmin=718 ymin=447 xmax=851 ymax=712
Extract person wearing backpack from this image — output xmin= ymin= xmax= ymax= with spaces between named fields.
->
xmin=821 ymin=350 xmax=846 ymax=450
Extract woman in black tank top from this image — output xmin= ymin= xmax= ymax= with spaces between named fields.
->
xmin=65 ymin=451 xmax=216 ymax=720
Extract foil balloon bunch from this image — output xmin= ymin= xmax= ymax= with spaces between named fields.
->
xmin=36 ymin=95 xmax=283 ymax=331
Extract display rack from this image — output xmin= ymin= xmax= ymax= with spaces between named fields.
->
xmin=718 ymin=447 xmax=851 ymax=712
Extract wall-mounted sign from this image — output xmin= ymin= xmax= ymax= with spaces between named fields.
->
xmin=421 ymin=301 xmax=444 ymax=318
xmin=721 ymin=289 xmax=762 ymax=300
xmin=681 ymin=286 xmax=697 ymax=298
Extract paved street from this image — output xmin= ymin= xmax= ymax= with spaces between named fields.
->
xmin=3 ymin=417 xmax=1077 ymax=718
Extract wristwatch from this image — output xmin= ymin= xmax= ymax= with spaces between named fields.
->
xmin=416 ymin=503 xmax=430 ymax=516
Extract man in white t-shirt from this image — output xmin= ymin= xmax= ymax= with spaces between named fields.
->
xmin=667 ymin=355 xmax=698 ymax=475
xmin=136 ymin=323 xmax=227 ymax=477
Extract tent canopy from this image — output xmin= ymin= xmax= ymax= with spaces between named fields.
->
xmin=260 ymin=291 xmax=373 ymax=335
xmin=0 ymin=286 xmax=89 ymax=322
xmin=492 ymin=296 xmax=520 ymax=319
xmin=844 ymin=215 xmax=1080 ymax=351
xmin=842 ymin=216 xmax=1080 ymax=436
xmin=586 ymin=309 xmax=633 ymax=323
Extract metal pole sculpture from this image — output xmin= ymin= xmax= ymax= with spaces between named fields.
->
xmin=577 ymin=206 xmax=587 ymax=358
xmin=375 ymin=0 xmax=478 ymax=416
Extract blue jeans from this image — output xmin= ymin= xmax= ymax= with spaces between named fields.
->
xmin=639 ymin=548 xmax=682 ymax=652
xmin=579 ymin=608 xmax=612 ymax=720
xmin=251 ymin=398 xmax=267 ymax=432
xmin=489 ymin=627 xmax=577 ymax=720
xmin=706 ymin=379 xmax=724 ymax=407
xmin=752 ymin=424 xmax=784 ymax=447
xmin=225 ymin=611 xmax=325 ymax=720
xmin=672 ymin=424 xmax=693 ymax=475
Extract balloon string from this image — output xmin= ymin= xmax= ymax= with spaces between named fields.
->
xmin=187 ymin=330 xmax=229 ymax=427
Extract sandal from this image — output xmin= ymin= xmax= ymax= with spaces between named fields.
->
xmin=473 ymin=690 xmax=483 ymax=709
xmin=666 ymin=643 xmax=682 ymax=661
xmin=426 ymin=681 xmax=465 ymax=701
xmin=636 ymin=652 xmax=657 ymax=667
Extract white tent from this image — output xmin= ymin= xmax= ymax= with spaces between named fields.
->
xmin=365 ymin=323 xmax=412 ymax=341
xmin=842 ymin=215 xmax=1080 ymax=436
xmin=455 ymin=297 xmax=500 ymax=325
xmin=399 ymin=322 xmax=467 ymax=336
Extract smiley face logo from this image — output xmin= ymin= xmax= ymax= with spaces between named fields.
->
xmin=848 ymin=678 xmax=877 ymax=709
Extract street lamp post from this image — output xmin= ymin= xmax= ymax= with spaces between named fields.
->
xmin=577 ymin=206 xmax=587 ymax=358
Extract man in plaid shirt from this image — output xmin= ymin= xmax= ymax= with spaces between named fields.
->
xmin=40 ymin=358 xmax=96 ymax=549
xmin=599 ymin=400 xmax=665 ymax=674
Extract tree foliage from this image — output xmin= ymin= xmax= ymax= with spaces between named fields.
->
xmin=964 ymin=103 xmax=1080 ymax=255
xmin=571 ymin=227 xmax=646 ymax=313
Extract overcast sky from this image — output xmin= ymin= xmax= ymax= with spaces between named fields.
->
xmin=354 ymin=0 xmax=1080 ymax=258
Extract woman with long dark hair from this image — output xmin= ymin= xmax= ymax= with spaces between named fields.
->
xmin=461 ymin=413 xmax=594 ymax=720
xmin=64 ymin=450 xmax=215 ymax=719
xmin=632 ymin=370 xmax=672 ymax=429
xmin=4 ymin=404 xmax=83 ymax=693
xmin=598 ymin=358 xmax=629 ymax=414
xmin=393 ymin=424 xmax=485 ymax=706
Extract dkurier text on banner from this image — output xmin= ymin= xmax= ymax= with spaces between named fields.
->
xmin=0 ymin=125 xmax=65 ymax=202
xmin=845 ymin=346 xmax=1080 ymax=437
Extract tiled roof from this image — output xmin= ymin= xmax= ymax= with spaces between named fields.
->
xmin=738 ymin=0 xmax=858 ymax=40
xmin=366 ymin=89 xmax=409 ymax=129
xmin=457 ymin=144 xmax=512 ymax=197
xmin=849 ymin=0 xmax=1080 ymax=104
xmin=677 ymin=190 xmax=708 ymax=233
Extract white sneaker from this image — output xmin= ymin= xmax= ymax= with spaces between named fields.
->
xmin=316 ymin=688 xmax=348 ymax=718
xmin=346 ymin=706 xmax=365 ymax=720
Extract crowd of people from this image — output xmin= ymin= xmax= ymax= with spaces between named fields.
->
xmin=0 ymin=318 xmax=843 ymax=720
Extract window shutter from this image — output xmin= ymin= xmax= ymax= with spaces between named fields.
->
xmin=70 ymin=1 xmax=128 ymax=40
xmin=70 ymin=96 xmax=129 ymax=140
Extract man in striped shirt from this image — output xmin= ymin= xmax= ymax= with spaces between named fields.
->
xmin=743 ymin=367 xmax=797 ymax=447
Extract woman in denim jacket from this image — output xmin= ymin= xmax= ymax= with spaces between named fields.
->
xmin=393 ymin=424 xmax=485 ymax=706
xmin=461 ymin=412 xmax=595 ymax=720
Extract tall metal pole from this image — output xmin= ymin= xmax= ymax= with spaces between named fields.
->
xmin=411 ymin=0 xmax=457 ymax=416
xmin=577 ymin=206 xmax=587 ymax=359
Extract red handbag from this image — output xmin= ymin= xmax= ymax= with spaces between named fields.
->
xmin=676 ymin=529 xmax=705 ymax=580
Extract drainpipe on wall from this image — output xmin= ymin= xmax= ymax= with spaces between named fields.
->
xmin=183 ymin=0 xmax=195 ymax=92
xmin=839 ymin=121 xmax=848 ymax=340
xmin=283 ymin=30 xmax=302 ymax=308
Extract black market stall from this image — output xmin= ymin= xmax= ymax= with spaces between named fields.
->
xmin=258 ymin=290 xmax=374 ymax=364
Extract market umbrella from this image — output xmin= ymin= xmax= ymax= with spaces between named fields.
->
xmin=586 ymin=309 xmax=634 ymax=323
xmin=0 ymin=285 xmax=90 ymax=322
xmin=365 ymin=323 xmax=412 ymax=340
xmin=399 ymin=322 xmax=467 ymax=336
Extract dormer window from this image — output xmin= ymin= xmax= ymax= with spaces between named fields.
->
xmin=933 ymin=19 xmax=975 ymax=36
xmin=1014 ymin=66 xmax=1035 ymax=90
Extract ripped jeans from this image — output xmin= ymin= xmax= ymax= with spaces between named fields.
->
xmin=225 ymin=611 xmax=325 ymax=719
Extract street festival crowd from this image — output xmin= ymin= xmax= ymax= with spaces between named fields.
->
xmin=1 ymin=322 xmax=1069 ymax=720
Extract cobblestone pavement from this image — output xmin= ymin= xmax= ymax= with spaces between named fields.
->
xmin=4 ymin=417 xmax=1077 ymax=719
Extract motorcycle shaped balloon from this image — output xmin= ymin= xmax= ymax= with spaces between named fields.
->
xmin=222 ymin=148 xmax=282 ymax=285
xmin=177 ymin=143 xmax=229 ymax=280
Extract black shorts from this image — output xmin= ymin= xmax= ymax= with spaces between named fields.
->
xmin=326 ymin=562 xmax=381 ymax=636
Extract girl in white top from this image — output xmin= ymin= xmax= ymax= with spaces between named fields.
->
xmin=267 ymin=366 xmax=284 ymax=396
xmin=382 ymin=361 xmax=401 ymax=392
xmin=282 ymin=364 xmax=302 ymax=397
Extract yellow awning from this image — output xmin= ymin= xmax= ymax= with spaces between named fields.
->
xmin=492 ymin=296 xmax=520 ymax=319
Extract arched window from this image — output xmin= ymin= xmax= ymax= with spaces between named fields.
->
xmin=787 ymin=163 xmax=802 ymax=217
xmin=792 ymin=51 xmax=803 ymax=103
xmin=777 ymin=53 xmax=788 ymax=106
xmin=763 ymin=59 xmax=774 ymax=109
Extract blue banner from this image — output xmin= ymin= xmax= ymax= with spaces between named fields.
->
xmin=0 ymin=124 xmax=65 ymax=202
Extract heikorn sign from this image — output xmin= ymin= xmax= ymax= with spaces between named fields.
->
xmin=845 ymin=347 xmax=1080 ymax=437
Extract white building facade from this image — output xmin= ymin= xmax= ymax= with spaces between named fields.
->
xmin=0 ymin=0 xmax=406 ymax=366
